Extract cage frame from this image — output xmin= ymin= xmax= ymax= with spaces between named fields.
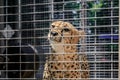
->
xmin=0 ymin=0 xmax=119 ymax=79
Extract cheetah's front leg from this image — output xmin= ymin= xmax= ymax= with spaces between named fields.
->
xmin=43 ymin=62 xmax=51 ymax=80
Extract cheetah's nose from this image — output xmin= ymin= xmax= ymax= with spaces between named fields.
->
xmin=51 ymin=32 xmax=58 ymax=36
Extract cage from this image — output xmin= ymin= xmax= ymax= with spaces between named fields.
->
xmin=0 ymin=0 xmax=119 ymax=80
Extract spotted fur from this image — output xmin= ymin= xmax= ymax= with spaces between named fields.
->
xmin=43 ymin=21 xmax=89 ymax=80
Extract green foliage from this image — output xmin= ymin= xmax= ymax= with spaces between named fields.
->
xmin=91 ymin=0 xmax=103 ymax=12
xmin=63 ymin=0 xmax=119 ymax=27
xmin=106 ymin=44 xmax=118 ymax=51
xmin=113 ymin=0 xmax=119 ymax=7
xmin=64 ymin=2 xmax=81 ymax=10
xmin=87 ymin=0 xmax=119 ymax=26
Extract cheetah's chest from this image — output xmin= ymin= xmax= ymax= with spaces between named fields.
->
xmin=50 ymin=41 xmax=64 ymax=53
xmin=48 ymin=53 xmax=81 ymax=78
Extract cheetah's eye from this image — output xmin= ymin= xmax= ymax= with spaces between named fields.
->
xmin=63 ymin=28 xmax=70 ymax=32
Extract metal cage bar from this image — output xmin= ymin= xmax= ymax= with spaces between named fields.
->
xmin=118 ymin=0 xmax=120 ymax=80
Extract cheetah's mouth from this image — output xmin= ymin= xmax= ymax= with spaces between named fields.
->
xmin=49 ymin=36 xmax=62 ymax=42
xmin=48 ymin=33 xmax=62 ymax=42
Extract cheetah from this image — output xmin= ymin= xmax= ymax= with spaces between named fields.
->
xmin=43 ymin=21 xmax=89 ymax=80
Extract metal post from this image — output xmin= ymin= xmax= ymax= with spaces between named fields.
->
xmin=0 ymin=0 xmax=5 ymax=54
xmin=0 ymin=0 xmax=5 ymax=78
xmin=119 ymin=0 xmax=120 ymax=79
xmin=18 ymin=0 xmax=22 ymax=79
xmin=81 ymin=0 xmax=87 ymax=30
xmin=80 ymin=0 xmax=87 ymax=52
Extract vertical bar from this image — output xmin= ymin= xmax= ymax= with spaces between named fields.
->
xmin=50 ymin=0 xmax=54 ymax=21
xmin=81 ymin=0 xmax=85 ymax=29
xmin=0 ymin=0 xmax=5 ymax=54
xmin=111 ymin=1 xmax=113 ymax=78
xmin=80 ymin=0 xmax=87 ymax=50
xmin=18 ymin=0 xmax=22 ymax=79
xmin=0 ymin=0 xmax=5 ymax=78
xmin=94 ymin=1 xmax=97 ymax=78
xmin=33 ymin=0 xmax=36 ymax=78
xmin=18 ymin=0 xmax=21 ymax=44
xmin=119 ymin=0 xmax=120 ymax=79
xmin=5 ymin=0 xmax=8 ymax=78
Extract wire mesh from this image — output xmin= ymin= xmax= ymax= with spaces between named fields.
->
xmin=0 ymin=0 xmax=119 ymax=80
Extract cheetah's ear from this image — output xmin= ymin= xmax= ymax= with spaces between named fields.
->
xmin=70 ymin=29 xmax=80 ymax=44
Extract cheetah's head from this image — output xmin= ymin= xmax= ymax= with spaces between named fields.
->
xmin=48 ymin=21 xmax=85 ymax=44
